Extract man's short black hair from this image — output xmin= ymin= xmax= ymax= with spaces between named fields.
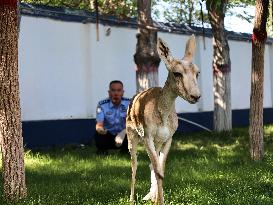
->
xmin=109 ymin=80 xmax=123 ymax=88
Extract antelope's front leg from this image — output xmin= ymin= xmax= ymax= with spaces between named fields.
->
xmin=144 ymin=137 xmax=163 ymax=179
xmin=159 ymin=138 xmax=172 ymax=177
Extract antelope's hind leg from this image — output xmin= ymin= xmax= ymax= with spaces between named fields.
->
xmin=155 ymin=138 xmax=173 ymax=204
xmin=143 ymin=144 xmax=163 ymax=202
xmin=143 ymin=137 xmax=165 ymax=205
xmin=143 ymin=164 xmax=160 ymax=203
xmin=128 ymin=129 xmax=138 ymax=204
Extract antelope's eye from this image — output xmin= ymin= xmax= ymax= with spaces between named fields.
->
xmin=173 ymin=72 xmax=182 ymax=78
xmin=197 ymin=72 xmax=200 ymax=78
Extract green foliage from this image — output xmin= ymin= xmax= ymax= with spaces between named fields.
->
xmin=229 ymin=0 xmax=255 ymax=7
xmin=267 ymin=0 xmax=273 ymax=37
xmin=155 ymin=0 xmax=255 ymax=27
xmin=20 ymin=0 xmax=259 ymax=29
xmin=21 ymin=0 xmax=137 ymax=19
xmin=206 ymin=0 xmax=224 ymax=13
xmin=160 ymin=0 xmax=200 ymax=26
xmin=1 ymin=125 xmax=273 ymax=204
xmin=22 ymin=0 xmax=90 ymax=10
xmin=154 ymin=0 xmax=209 ymax=26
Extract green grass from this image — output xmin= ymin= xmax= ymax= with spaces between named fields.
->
xmin=1 ymin=125 xmax=273 ymax=204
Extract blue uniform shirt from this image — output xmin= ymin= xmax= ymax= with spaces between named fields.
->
xmin=96 ymin=97 xmax=130 ymax=135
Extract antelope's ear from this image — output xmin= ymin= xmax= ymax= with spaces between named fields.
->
xmin=183 ymin=34 xmax=196 ymax=62
xmin=157 ymin=38 xmax=173 ymax=70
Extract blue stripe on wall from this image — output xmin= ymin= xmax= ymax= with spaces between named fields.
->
xmin=23 ymin=119 xmax=96 ymax=148
xmin=22 ymin=108 xmax=273 ymax=148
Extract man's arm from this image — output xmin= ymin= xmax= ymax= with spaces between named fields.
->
xmin=96 ymin=121 xmax=107 ymax=135
xmin=96 ymin=103 xmax=107 ymax=135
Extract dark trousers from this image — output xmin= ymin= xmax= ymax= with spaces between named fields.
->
xmin=94 ymin=131 xmax=128 ymax=152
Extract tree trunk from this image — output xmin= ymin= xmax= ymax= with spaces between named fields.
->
xmin=188 ymin=0 xmax=194 ymax=26
xmin=0 ymin=0 xmax=27 ymax=199
xmin=134 ymin=0 xmax=160 ymax=93
xmin=207 ymin=0 xmax=232 ymax=131
xmin=249 ymin=0 xmax=269 ymax=161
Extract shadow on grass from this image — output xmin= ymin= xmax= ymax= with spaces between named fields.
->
xmin=0 ymin=146 xmax=154 ymax=205
xmin=1 ymin=126 xmax=273 ymax=204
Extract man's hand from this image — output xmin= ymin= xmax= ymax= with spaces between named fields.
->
xmin=115 ymin=129 xmax=126 ymax=147
xmin=96 ymin=122 xmax=107 ymax=135
xmin=97 ymin=127 xmax=107 ymax=135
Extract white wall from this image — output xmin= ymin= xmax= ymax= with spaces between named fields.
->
xmin=18 ymin=15 xmax=273 ymax=121
xmin=269 ymin=45 xmax=273 ymax=107
xmin=19 ymin=17 xmax=90 ymax=120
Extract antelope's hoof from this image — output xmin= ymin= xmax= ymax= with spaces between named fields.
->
xmin=143 ymin=191 xmax=157 ymax=202
xmin=143 ymin=192 xmax=151 ymax=201
xmin=129 ymin=199 xmax=134 ymax=205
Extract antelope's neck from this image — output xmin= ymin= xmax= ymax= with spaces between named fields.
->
xmin=158 ymin=74 xmax=177 ymax=122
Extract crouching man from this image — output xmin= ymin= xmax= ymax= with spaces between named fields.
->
xmin=94 ymin=80 xmax=130 ymax=155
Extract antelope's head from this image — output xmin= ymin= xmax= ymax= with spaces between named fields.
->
xmin=157 ymin=35 xmax=201 ymax=104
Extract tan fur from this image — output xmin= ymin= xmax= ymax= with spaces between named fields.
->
xmin=127 ymin=35 xmax=201 ymax=205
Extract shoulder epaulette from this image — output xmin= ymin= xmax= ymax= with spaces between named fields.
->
xmin=98 ymin=98 xmax=110 ymax=105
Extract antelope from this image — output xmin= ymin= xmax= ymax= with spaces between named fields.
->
xmin=126 ymin=35 xmax=201 ymax=205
